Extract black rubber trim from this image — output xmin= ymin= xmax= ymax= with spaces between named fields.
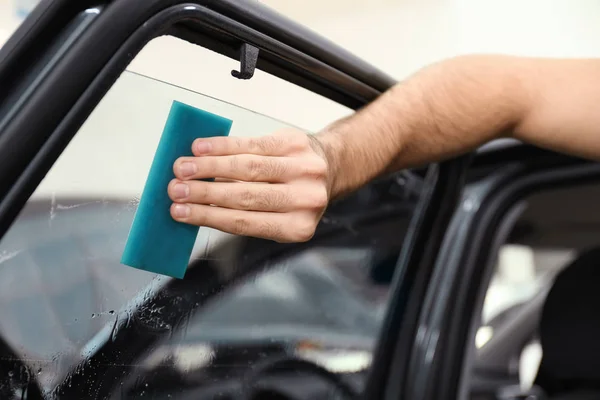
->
xmin=0 ymin=7 xmax=104 ymax=203
xmin=0 ymin=0 xmax=395 ymax=102
xmin=169 ymin=6 xmax=380 ymax=106
xmin=406 ymin=156 xmax=600 ymax=400
xmin=0 ymin=0 xmax=101 ymax=91
xmin=362 ymin=155 xmax=472 ymax=400
xmin=440 ymin=161 xmax=600 ymax=400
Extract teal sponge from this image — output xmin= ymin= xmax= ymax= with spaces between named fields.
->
xmin=121 ymin=101 xmax=232 ymax=278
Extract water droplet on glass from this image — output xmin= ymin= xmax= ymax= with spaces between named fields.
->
xmin=8 ymin=371 xmax=13 ymax=377
xmin=91 ymin=313 xmax=96 ymax=318
xmin=108 ymin=310 xmax=115 ymax=315
xmin=37 ymin=368 xmax=42 ymax=375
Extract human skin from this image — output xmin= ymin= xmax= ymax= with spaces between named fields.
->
xmin=167 ymin=54 xmax=600 ymax=242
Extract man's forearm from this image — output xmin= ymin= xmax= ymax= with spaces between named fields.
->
xmin=173 ymin=55 xmax=600 ymax=242
xmin=314 ymin=54 xmax=533 ymax=199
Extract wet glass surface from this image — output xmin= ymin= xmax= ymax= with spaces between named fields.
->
xmin=0 ymin=71 xmax=418 ymax=399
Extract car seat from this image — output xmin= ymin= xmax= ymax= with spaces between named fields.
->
xmin=534 ymin=247 xmax=600 ymax=399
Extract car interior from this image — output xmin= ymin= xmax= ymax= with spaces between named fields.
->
xmin=470 ymin=181 xmax=600 ymax=400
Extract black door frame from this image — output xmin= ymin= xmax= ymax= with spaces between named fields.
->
xmin=0 ymin=0 xmax=397 ymax=238
xmin=399 ymin=147 xmax=600 ymax=400
xmin=0 ymin=1 xmax=472 ymax=399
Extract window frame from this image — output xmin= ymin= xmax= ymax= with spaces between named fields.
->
xmin=0 ymin=0 xmax=397 ymax=238
xmin=405 ymin=148 xmax=600 ymax=400
xmin=0 ymin=1 xmax=474 ymax=399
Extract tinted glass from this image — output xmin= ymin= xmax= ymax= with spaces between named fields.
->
xmin=0 ymin=65 xmax=417 ymax=399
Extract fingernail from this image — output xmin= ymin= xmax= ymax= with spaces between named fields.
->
xmin=173 ymin=183 xmax=189 ymax=199
xmin=195 ymin=141 xmax=212 ymax=154
xmin=179 ymin=162 xmax=197 ymax=177
xmin=172 ymin=204 xmax=190 ymax=218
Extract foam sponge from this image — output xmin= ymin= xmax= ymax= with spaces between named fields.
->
xmin=121 ymin=100 xmax=233 ymax=278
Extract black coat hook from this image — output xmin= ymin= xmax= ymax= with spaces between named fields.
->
xmin=231 ymin=43 xmax=259 ymax=80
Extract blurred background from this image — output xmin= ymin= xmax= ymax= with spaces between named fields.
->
xmin=0 ymin=0 xmax=599 ymax=394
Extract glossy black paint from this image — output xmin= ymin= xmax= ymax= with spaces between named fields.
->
xmin=0 ymin=8 xmax=103 ymax=233
xmin=0 ymin=0 xmax=99 ymax=91
xmin=365 ymin=155 xmax=473 ymax=400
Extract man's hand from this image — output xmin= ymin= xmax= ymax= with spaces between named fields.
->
xmin=168 ymin=129 xmax=331 ymax=242
xmin=169 ymin=56 xmax=600 ymax=243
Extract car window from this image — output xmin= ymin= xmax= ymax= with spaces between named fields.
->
xmin=128 ymin=36 xmax=354 ymax=132
xmin=0 ymin=37 xmax=418 ymax=399
xmin=479 ymin=245 xmax=571 ymax=334
xmin=470 ymin=182 xmax=600 ymax=398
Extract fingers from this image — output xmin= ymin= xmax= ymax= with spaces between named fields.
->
xmin=170 ymin=204 xmax=318 ymax=243
xmin=168 ymin=179 xmax=328 ymax=212
xmin=168 ymin=130 xmax=330 ymax=243
xmin=173 ymin=154 xmax=322 ymax=183
xmin=191 ymin=130 xmax=310 ymax=157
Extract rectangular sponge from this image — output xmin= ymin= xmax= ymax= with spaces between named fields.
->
xmin=121 ymin=100 xmax=233 ymax=278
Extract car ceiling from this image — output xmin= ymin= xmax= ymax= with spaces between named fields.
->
xmin=510 ymin=182 xmax=600 ymax=249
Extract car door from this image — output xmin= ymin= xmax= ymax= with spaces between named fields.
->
xmin=0 ymin=1 xmax=471 ymax=399
xmin=383 ymin=145 xmax=600 ymax=400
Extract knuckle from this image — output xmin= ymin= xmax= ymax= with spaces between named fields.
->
xmin=267 ymin=158 xmax=288 ymax=179
xmin=304 ymin=156 xmax=328 ymax=179
xmin=198 ymin=182 xmax=210 ymax=203
xmin=237 ymin=187 xmax=291 ymax=211
xmin=247 ymin=138 xmax=258 ymax=151
xmin=246 ymin=158 xmax=263 ymax=180
xmin=269 ymin=188 xmax=290 ymax=209
xmin=272 ymin=130 xmax=312 ymax=154
xmin=186 ymin=205 xmax=204 ymax=225
xmin=206 ymin=137 xmax=223 ymax=153
xmin=306 ymin=186 xmax=329 ymax=210
xmin=245 ymin=157 xmax=289 ymax=181
xmin=228 ymin=155 xmax=240 ymax=173
xmin=232 ymin=216 xmax=250 ymax=236
xmin=238 ymin=189 xmax=255 ymax=210
xmin=234 ymin=137 xmax=245 ymax=151
xmin=288 ymin=214 xmax=317 ymax=242
xmin=258 ymin=136 xmax=280 ymax=153
xmin=196 ymin=156 xmax=217 ymax=177
xmin=292 ymin=132 xmax=311 ymax=149
xmin=282 ymin=132 xmax=310 ymax=153
xmin=248 ymin=136 xmax=281 ymax=154
xmin=259 ymin=221 xmax=282 ymax=241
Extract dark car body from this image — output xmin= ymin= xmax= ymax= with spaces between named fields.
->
xmin=0 ymin=1 xmax=599 ymax=400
